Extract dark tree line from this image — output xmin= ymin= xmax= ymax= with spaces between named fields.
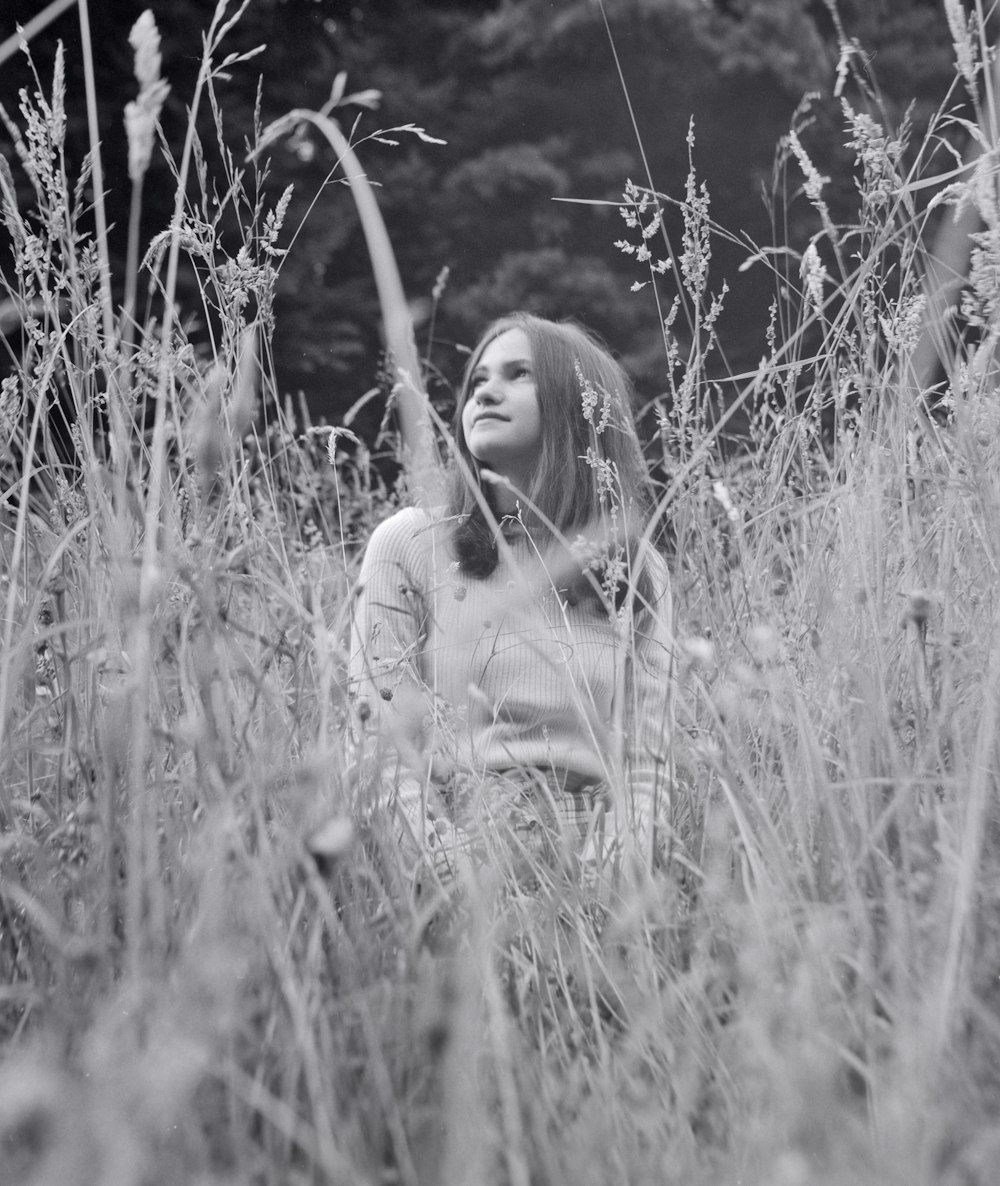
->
xmin=2 ymin=0 xmax=957 ymax=425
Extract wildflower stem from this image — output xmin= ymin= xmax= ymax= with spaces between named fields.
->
xmin=76 ymin=0 xmax=115 ymax=346
xmin=597 ymin=0 xmax=692 ymax=348
xmin=121 ymin=175 xmax=144 ymax=357
xmin=147 ymin=7 xmax=223 ymax=564
xmin=126 ymin=3 xmax=227 ymax=979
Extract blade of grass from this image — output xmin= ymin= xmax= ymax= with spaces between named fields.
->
xmin=0 ymin=0 xmax=77 ymax=68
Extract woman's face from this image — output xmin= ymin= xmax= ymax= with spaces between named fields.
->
xmin=461 ymin=328 xmax=543 ymax=488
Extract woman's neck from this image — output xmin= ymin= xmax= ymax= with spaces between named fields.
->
xmin=482 ymin=469 xmax=530 ymax=517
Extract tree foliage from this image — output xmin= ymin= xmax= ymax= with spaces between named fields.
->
xmin=1 ymin=0 xmax=957 ymax=423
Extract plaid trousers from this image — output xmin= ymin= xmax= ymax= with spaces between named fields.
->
xmin=429 ymin=765 xmax=610 ymax=882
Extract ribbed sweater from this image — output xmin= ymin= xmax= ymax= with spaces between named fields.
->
xmin=349 ymin=506 xmax=673 ymax=840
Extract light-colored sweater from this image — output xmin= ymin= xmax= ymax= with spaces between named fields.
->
xmin=348 ymin=505 xmax=673 ymax=848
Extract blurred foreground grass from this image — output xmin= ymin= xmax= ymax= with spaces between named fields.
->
xmin=2 ymin=4 xmax=1000 ymax=1184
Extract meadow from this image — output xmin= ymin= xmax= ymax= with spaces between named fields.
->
xmin=2 ymin=2 xmax=1000 ymax=1184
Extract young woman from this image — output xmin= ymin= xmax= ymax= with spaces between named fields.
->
xmin=348 ymin=312 xmax=673 ymax=888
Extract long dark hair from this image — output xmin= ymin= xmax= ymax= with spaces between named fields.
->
xmin=447 ymin=313 xmax=657 ymax=605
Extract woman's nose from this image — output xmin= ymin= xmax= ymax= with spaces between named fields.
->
xmin=475 ymin=378 xmax=499 ymax=402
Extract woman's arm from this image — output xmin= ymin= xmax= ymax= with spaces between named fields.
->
xmin=349 ymin=508 xmax=466 ymax=877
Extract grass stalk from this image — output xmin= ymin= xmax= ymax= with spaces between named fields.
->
xmin=254 ymin=107 xmax=442 ymax=505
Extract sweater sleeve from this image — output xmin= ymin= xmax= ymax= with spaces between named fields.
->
xmin=349 ymin=506 xmax=432 ymax=717
xmin=348 ymin=508 xmax=452 ymax=867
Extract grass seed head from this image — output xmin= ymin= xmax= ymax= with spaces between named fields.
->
xmin=901 ymin=589 xmax=933 ymax=629
xmin=124 ymin=11 xmax=170 ymax=183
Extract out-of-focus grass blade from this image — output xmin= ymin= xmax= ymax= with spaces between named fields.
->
xmin=0 ymin=0 xmax=78 ymax=68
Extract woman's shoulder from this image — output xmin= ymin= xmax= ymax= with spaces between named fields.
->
xmin=363 ymin=504 xmax=453 ymax=565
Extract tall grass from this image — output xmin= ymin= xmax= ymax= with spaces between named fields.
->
xmin=2 ymin=3 xmax=1000 ymax=1185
